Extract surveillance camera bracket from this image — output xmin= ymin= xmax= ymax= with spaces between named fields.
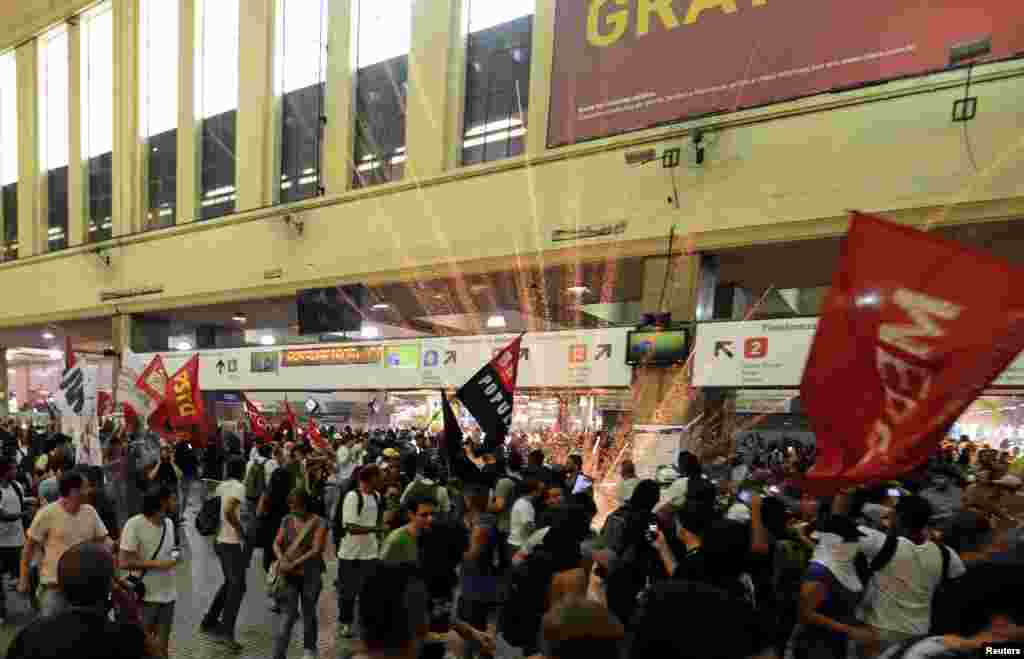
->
xmin=283 ymin=214 xmax=305 ymax=237
xmin=94 ymin=248 xmax=112 ymax=268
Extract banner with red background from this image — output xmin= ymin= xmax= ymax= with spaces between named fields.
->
xmin=549 ymin=1 xmax=1024 ymax=147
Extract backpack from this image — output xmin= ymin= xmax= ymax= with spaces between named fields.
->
xmin=196 ymin=496 xmax=222 ymax=536
xmin=853 ymin=532 xmax=900 ymax=587
xmin=405 ymin=478 xmax=442 ymax=508
xmin=333 ymin=488 xmax=383 ymax=544
xmin=244 ymin=461 xmax=266 ymax=500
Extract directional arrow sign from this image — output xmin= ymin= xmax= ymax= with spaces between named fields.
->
xmin=714 ymin=341 xmax=734 ymax=358
xmin=216 ymin=360 xmax=226 ymax=375
xmin=595 ymin=344 xmax=612 ymax=360
xmin=444 ymin=351 xmax=457 ymax=365
xmin=520 ymin=348 xmax=530 ymax=361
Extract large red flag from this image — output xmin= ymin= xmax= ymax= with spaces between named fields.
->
xmin=800 ymin=213 xmax=1024 ymax=492
xmin=165 ymin=355 xmax=203 ymax=428
xmin=135 ymin=355 xmax=169 ymax=405
xmin=242 ymin=394 xmax=273 ymax=443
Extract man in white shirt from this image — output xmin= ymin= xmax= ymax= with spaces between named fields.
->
xmin=0 ymin=457 xmax=29 ymax=623
xmin=855 ymin=494 xmax=967 ymax=653
xmin=509 ymin=479 xmax=543 ymax=553
xmin=120 ymin=485 xmax=180 ymax=658
xmin=200 ymin=457 xmax=248 ymax=652
xmin=654 ymin=451 xmax=703 ymax=515
xmin=616 ymin=460 xmax=640 ymax=506
xmin=336 ymin=465 xmax=382 ymax=639
xmin=18 ymin=470 xmax=109 ymax=617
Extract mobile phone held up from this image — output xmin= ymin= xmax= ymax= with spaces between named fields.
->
xmin=737 ymin=489 xmax=753 ymax=505
xmin=645 ymin=523 xmax=659 ymax=544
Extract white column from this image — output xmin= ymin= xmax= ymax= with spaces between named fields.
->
xmin=15 ymin=42 xmax=40 ymax=258
xmin=322 ymin=0 xmax=355 ymax=194
xmin=112 ymin=0 xmax=141 ymax=236
xmin=236 ymin=0 xmax=277 ymax=211
xmin=526 ymin=0 xmax=555 ymax=157
xmin=176 ymin=0 xmax=199 ymax=224
xmin=444 ymin=0 xmax=468 ymax=170
xmin=67 ymin=18 xmax=85 ymax=246
xmin=405 ymin=0 xmax=458 ymax=179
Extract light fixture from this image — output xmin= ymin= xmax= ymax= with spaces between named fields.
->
xmin=361 ymin=324 xmax=380 ymax=339
xmin=371 ymin=303 xmax=390 ymax=310
xmin=260 ymin=335 xmax=276 ymax=346
xmin=567 ymin=285 xmax=589 ymax=295
xmin=486 ymin=314 xmax=507 ymax=329
xmin=232 ymin=312 xmax=247 ymax=323
xmin=175 ymin=341 xmax=193 ymax=351
xmin=48 ymin=350 xmax=63 ymax=361
xmin=41 ymin=331 xmax=56 ymax=340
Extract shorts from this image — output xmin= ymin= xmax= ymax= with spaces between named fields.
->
xmin=142 ymin=601 xmax=176 ymax=627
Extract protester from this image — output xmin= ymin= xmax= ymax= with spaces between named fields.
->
xmin=616 ymin=459 xmax=639 ymax=505
xmin=336 ymin=464 xmax=383 ymax=639
xmin=119 ymin=485 xmax=180 ymax=658
xmin=402 ymin=461 xmax=451 ymax=516
xmin=6 ymin=542 xmax=156 ymax=658
xmin=200 ymin=456 xmax=248 ymax=651
xmin=19 ymin=470 xmax=109 ymax=616
xmin=381 ymin=495 xmax=435 ymax=564
xmin=257 ymin=445 xmax=296 ymax=574
xmin=509 ymin=478 xmax=543 ymax=556
xmin=602 ymin=479 xmax=662 ymax=626
xmin=271 ymin=488 xmax=328 ymax=659
xmin=0 ymin=456 xmax=29 ymax=624
xmin=81 ymin=466 xmax=119 ymax=546
xmin=542 ymin=598 xmax=625 ymax=659
xmin=654 ymin=451 xmax=704 ymax=515
xmin=458 ymin=484 xmax=501 ymax=659
xmin=35 ymin=450 xmax=67 ymax=504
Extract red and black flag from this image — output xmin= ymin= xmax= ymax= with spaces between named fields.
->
xmin=456 ymin=334 xmax=523 ymax=452
xmin=441 ymin=390 xmax=478 ymax=483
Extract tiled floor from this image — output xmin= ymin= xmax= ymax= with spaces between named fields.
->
xmin=0 ymin=498 xmax=358 ymax=659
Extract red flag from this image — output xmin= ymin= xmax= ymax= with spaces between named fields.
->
xmin=242 ymin=394 xmax=273 ymax=443
xmin=284 ymin=400 xmax=297 ymax=428
xmin=136 ymin=355 xmax=169 ymax=405
xmin=307 ymin=419 xmax=328 ymax=452
xmin=64 ymin=337 xmax=75 ymax=370
xmin=122 ymin=402 xmax=139 ymax=431
xmin=97 ymin=391 xmax=114 ymax=418
xmin=457 ymin=334 xmax=523 ymax=451
xmin=165 ymin=355 xmax=203 ymax=428
xmin=800 ymin=213 xmax=1024 ymax=492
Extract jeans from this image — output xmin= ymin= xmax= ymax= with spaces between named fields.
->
xmin=205 ymin=542 xmax=249 ymax=637
xmin=337 ymin=559 xmax=377 ymax=625
xmin=272 ymin=566 xmax=324 ymax=659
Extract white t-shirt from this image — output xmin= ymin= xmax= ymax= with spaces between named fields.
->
xmin=336 ymin=446 xmax=358 ymax=482
xmin=508 ymin=497 xmax=536 ymax=548
xmin=616 ymin=477 xmax=640 ymax=505
xmin=28 ymin=502 xmax=108 ymax=584
xmin=856 ymin=526 xmax=966 ymax=635
xmin=0 ymin=482 xmax=26 ymax=548
xmin=120 ymin=514 xmax=177 ymax=603
xmin=337 ymin=489 xmax=380 ymax=561
xmin=215 ymin=479 xmax=247 ymax=544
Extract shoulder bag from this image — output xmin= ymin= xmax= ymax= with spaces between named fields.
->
xmin=266 ymin=515 xmax=318 ymax=598
xmin=125 ymin=517 xmax=169 ymax=602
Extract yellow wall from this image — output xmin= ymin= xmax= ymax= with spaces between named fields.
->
xmin=3 ymin=1 xmax=1024 ymax=329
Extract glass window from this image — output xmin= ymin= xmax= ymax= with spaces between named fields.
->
xmin=39 ymin=26 xmax=69 ymax=252
xmin=197 ymin=0 xmax=239 ymax=220
xmin=82 ymin=2 xmax=113 ymax=242
xmin=1 ymin=52 xmax=17 ymax=261
xmin=352 ymin=0 xmax=411 ymax=189
xmin=462 ymin=1 xmax=533 ymax=166
xmin=140 ymin=0 xmax=179 ymax=229
xmin=277 ymin=0 xmax=328 ymax=203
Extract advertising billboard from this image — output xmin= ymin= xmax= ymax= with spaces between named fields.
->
xmin=548 ymin=1 xmax=1024 ymax=147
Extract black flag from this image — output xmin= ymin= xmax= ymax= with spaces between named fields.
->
xmin=441 ymin=391 xmax=477 ymax=483
xmin=457 ymin=334 xmax=522 ymax=452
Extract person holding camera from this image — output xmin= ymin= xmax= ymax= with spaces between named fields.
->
xmin=119 ymin=485 xmax=180 ymax=658
xmin=601 ymin=479 xmax=663 ymax=627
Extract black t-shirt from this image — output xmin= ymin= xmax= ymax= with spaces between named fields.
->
xmin=6 ymin=608 xmax=148 ymax=659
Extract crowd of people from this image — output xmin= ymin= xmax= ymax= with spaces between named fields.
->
xmin=0 ymin=416 xmax=1021 ymax=659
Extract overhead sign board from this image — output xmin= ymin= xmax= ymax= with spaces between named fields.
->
xmin=694 ymin=319 xmax=1024 ymax=388
xmin=282 ymin=345 xmax=384 ymax=367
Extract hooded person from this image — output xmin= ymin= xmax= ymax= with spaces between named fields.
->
xmin=785 ymin=515 xmax=874 ymax=659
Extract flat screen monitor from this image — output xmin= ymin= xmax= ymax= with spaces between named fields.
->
xmin=296 ymin=284 xmax=368 ymax=334
xmin=626 ymin=328 xmax=690 ymax=365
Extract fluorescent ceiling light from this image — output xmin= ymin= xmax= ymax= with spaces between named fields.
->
xmin=371 ymin=303 xmax=390 ymax=310
xmin=361 ymin=324 xmax=380 ymax=339
xmin=486 ymin=314 xmax=507 ymax=329
xmin=260 ymin=335 xmax=276 ymax=346
xmin=41 ymin=331 xmax=56 ymax=340
xmin=48 ymin=350 xmax=63 ymax=361
xmin=175 ymin=341 xmax=192 ymax=351
xmin=567 ymin=285 xmax=589 ymax=295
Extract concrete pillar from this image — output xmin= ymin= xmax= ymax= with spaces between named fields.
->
xmin=67 ymin=19 xmax=86 ymax=247
xmin=111 ymin=315 xmax=131 ymax=406
xmin=631 ymin=252 xmax=702 ymax=427
xmin=405 ymin=0 xmax=458 ymax=179
xmin=236 ymin=0 xmax=277 ymax=211
xmin=322 ymin=0 xmax=355 ymax=194
xmin=176 ymin=0 xmax=199 ymax=224
xmin=15 ymin=41 xmax=40 ymax=258
xmin=112 ymin=0 xmax=142 ymax=236
xmin=526 ymin=0 xmax=556 ymax=157
xmin=0 ymin=347 xmax=8 ymax=416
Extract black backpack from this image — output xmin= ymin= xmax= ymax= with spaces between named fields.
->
xmin=195 ymin=496 xmax=221 ymax=536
